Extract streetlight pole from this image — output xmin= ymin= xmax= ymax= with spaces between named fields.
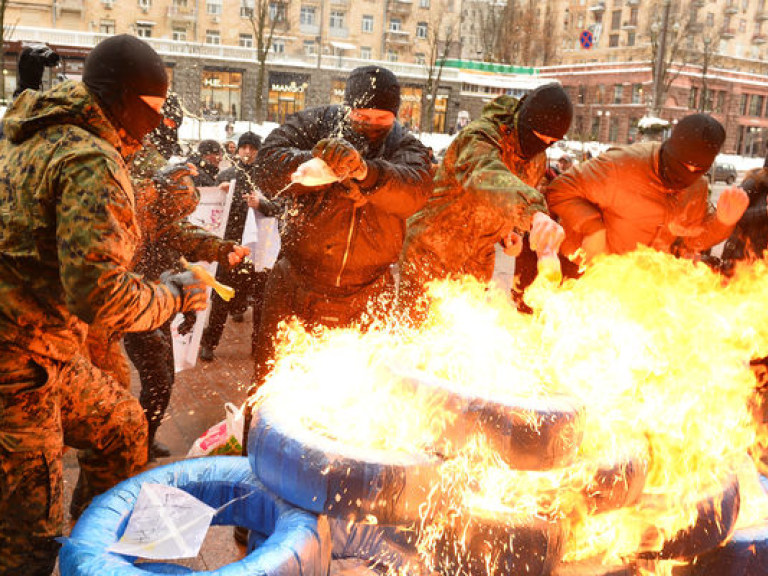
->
xmin=652 ymin=0 xmax=672 ymax=115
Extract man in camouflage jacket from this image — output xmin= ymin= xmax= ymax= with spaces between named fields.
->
xmin=400 ymin=84 xmax=571 ymax=312
xmin=0 ymin=36 xmax=207 ymax=575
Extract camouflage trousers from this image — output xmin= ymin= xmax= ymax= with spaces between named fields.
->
xmin=0 ymin=349 xmax=148 ymax=576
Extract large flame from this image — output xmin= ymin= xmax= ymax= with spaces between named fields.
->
xmin=257 ymin=247 xmax=768 ymax=570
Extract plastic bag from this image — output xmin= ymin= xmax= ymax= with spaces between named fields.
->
xmin=187 ymin=402 xmax=244 ymax=456
xmin=291 ymin=158 xmax=339 ymax=186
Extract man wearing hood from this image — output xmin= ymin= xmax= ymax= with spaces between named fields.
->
xmin=0 ymin=35 xmax=208 ymax=575
xmin=546 ymin=113 xmax=748 ymax=262
xmin=252 ymin=65 xmax=433 ymax=386
xmin=400 ymin=83 xmax=570 ymax=310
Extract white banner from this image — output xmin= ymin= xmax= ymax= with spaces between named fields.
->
xmin=171 ymin=183 xmax=234 ymax=372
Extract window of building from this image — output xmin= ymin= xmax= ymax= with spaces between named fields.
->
xmin=360 ymin=46 xmax=372 ymax=59
xmin=329 ymin=10 xmax=345 ymax=29
xmin=419 ymin=0 xmax=429 ymax=7
xmin=138 ymin=0 xmax=150 ymax=10
xmin=303 ymin=40 xmax=316 ymax=55
xmin=240 ymin=0 xmax=253 ymax=17
xmin=100 ymin=19 xmax=115 ymax=34
xmin=739 ymin=18 xmax=746 ymax=33
xmin=750 ymin=94 xmax=765 ymax=116
xmin=609 ymin=116 xmax=619 ymax=142
xmin=611 ymin=10 xmax=621 ymax=29
xmin=416 ymin=21 xmax=427 ymax=38
xmin=136 ymin=23 xmax=153 ymax=37
xmin=207 ymin=0 xmax=222 ymax=15
xmin=272 ymin=38 xmax=285 ymax=53
xmin=205 ymin=29 xmax=220 ymax=44
xmin=628 ymin=117 xmax=639 ymax=143
xmin=173 ymin=27 xmax=187 ymax=41
xmin=577 ymin=14 xmax=584 ymax=28
xmin=741 ymin=93 xmax=749 ymax=115
xmin=269 ymin=2 xmax=286 ymax=22
xmin=390 ymin=17 xmax=402 ymax=31
xmin=362 ymin=14 xmax=373 ymax=32
xmin=707 ymin=12 xmax=714 ymax=26
xmin=689 ymin=86 xmax=699 ymax=109
xmin=239 ymin=33 xmax=253 ymax=47
xmin=609 ymin=34 xmax=619 ymax=47
xmin=715 ymin=91 xmax=726 ymax=113
xmin=578 ymin=84 xmax=586 ymax=104
xmin=201 ymin=69 xmax=242 ymax=120
xmin=591 ymin=116 xmax=601 ymax=140
xmin=173 ymin=0 xmax=187 ymax=6
xmin=387 ymin=50 xmax=398 ymax=62
xmin=613 ymin=84 xmax=623 ymax=104
xmin=631 ymin=83 xmax=643 ymax=104
xmin=627 ymin=31 xmax=635 ymax=46
xmin=415 ymin=52 xmax=425 ymax=64
xmin=300 ymin=5 xmax=315 ymax=25
xmin=629 ymin=7 xmax=638 ymax=25
xmin=595 ymin=84 xmax=605 ymax=104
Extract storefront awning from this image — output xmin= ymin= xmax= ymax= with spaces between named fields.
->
xmin=330 ymin=41 xmax=357 ymax=51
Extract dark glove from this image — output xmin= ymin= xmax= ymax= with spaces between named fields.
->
xmin=161 ymin=270 xmax=208 ymax=313
xmin=177 ymin=311 xmax=197 ymax=336
xmin=152 ymin=163 xmax=198 ymax=195
xmin=16 ymin=45 xmax=60 ymax=95
xmin=312 ymin=138 xmax=367 ymax=181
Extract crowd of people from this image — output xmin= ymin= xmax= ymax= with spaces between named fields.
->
xmin=0 ymin=34 xmax=765 ymax=576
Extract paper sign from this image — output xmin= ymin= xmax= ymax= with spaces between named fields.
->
xmin=107 ymin=484 xmax=216 ymax=560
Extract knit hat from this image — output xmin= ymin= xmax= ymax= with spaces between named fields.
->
xmin=237 ymin=131 xmax=261 ymax=149
xmin=517 ymin=83 xmax=573 ymax=159
xmin=344 ymin=65 xmax=401 ymax=115
xmin=198 ymin=139 xmax=222 ymax=155
xmin=660 ymin=114 xmax=725 ymax=189
xmin=83 ymin=34 xmax=168 ymax=141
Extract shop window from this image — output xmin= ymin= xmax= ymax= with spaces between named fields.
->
xmin=400 ymin=86 xmax=423 ymax=132
xmin=267 ymin=72 xmax=309 ymax=124
xmin=362 ymin=15 xmax=373 ymax=33
xmin=202 ymin=69 xmax=243 ymax=120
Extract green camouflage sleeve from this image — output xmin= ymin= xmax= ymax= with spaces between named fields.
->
xmin=56 ymin=152 xmax=179 ymax=333
xmin=158 ymin=220 xmax=234 ymax=266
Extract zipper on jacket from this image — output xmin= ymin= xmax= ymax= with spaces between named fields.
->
xmin=336 ymin=205 xmax=358 ymax=287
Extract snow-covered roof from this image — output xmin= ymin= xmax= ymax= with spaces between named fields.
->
xmin=638 ymin=116 xmax=670 ymax=129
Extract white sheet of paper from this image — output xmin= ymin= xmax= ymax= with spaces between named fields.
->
xmin=107 ymin=484 xmax=216 ymax=560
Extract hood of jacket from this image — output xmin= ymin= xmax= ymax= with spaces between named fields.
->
xmin=3 ymin=80 xmax=130 ymax=155
xmin=480 ymin=95 xmax=523 ymax=127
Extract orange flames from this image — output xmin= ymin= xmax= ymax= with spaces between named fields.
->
xmin=257 ymin=247 xmax=768 ymax=572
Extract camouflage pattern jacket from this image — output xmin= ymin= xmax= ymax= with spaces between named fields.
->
xmin=0 ymin=81 xmax=178 ymax=361
xmin=403 ymin=95 xmax=549 ymax=283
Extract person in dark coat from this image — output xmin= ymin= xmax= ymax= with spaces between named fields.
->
xmin=251 ymin=64 xmax=433 ymax=388
xmin=199 ymin=131 xmax=281 ymax=361
xmin=188 ymin=139 xmax=222 ymax=187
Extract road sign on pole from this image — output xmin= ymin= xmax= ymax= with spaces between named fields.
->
xmin=580 ymin=30 xmax=594 ymax=49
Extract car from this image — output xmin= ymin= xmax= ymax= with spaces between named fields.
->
xmin=708 ymin=162 xmax=738 ymax=185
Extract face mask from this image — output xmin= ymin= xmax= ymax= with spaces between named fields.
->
xmin=659 ymin=146 xmax=708 ymax=190
xmin=517 ymin=117 xmax=551 ymax=159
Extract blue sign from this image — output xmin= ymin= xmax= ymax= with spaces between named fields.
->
xmin=580 ymin=29 xmax=594 ymax=49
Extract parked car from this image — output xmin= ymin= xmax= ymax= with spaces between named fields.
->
xmin=708 ymin=162 xmax=738 ymax=185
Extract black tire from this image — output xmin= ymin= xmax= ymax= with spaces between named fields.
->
xmin=393 ymin=367 xmax=585 ymax=470
xmin=248 ymin=395 xmax=443 ymax=524
xmin=636 ymin=474 xmax=741 ymax=561
xmin=584 ymin=447 xmax=649 ymax=513
xmin=59 ymin=456 xmax=331 ymax=576
xmin=670 ymin=523 xmax=768 ymax=576
xmin=431 ymin=514 xmax=566 ymax=576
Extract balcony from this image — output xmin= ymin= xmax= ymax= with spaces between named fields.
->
xmin=57 ymin=0 xmax=84 ymax=12
xmin=721 ymin=26 xmax=735 ymax=38
xmin=329 ymin=0 xmax=349 ymax=5
xmin=753 ymin=33 xmax=767 ymax=44
xmin=621 ymin=20 xmax=637 ymax=30
xmin=387 ymin=0 xmax=412 ymax=16
xmin=589 ymin=1 xmax=605 ymax=13
xmin=724 ymin=4 xmax=738 ymax=14
xmin=758 ymin=11 xmax=768 ymax=21
xmin=299 ymin=22 xmax=320 ymax=35
xmin=329 ymin=26 xmax=349 ymax=39
xmin=167 ymin=5 xmax=197 ymax=22
xmin=385 ymin=29 xmax=410 ymax=45
xmin=625 ymin=0 xmax=639 ymax=5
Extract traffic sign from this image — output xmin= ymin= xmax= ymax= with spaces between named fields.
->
xmin=580 ymin=30 xmax=594 ymax=49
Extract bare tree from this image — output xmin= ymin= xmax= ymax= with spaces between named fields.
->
xmin=249 ymin=0 xmax=287 ymax=122
xmin=496 ymin=0 xmax=538 ymax=65
xmin=0 ymin=0 xmax=11 ymax=104
xmin=422 ymin=6 xmax=459 ymax=132
xmin=466 ymin=0 xmax=505 ymax=62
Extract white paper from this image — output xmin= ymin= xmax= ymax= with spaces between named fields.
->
xmin=107 ymin=484 xmax=217 ymax=560
xmin=243 ymin=208 xmax=281 ymax=272
xmin=291 ymin=157 xmax=339 ymax=186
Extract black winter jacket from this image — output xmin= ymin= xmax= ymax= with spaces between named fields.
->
xmin=255 ymin=105 xmax=433 ymax=290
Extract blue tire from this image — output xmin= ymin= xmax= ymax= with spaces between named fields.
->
xmin=59 ymin=456 xmax=331 ymax=576
xmin=248 ymin=397 xmax=443 ymax=524
xmin=393 ymin=367 xmax=585 ymax=470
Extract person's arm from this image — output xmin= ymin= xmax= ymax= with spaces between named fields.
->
xmin=56 ymin=153 xmax=180 ymax=333
xmin=680 ymin=183 xmax=747 ymax=252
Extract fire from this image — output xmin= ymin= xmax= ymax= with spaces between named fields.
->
xmin=256 ymin=247 xmax=768 ymax=571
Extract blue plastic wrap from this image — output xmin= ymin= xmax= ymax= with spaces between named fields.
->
xmin=59 ymin=456 xmax=331 ymax=576
xmin=248 ymin=397 xmax=442 ymax=524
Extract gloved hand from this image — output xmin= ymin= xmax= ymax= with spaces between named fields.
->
xmin=501 ymin=231 xmax=523 ymax=257
xmin=226 ymin=244 xmax=250 ymax=267
xmin=177 ymin=311 xmax=197 ymax=336
xmin=312 ymin=138 xmax=368 ymax=181
xmin=716 ymin=186 xmax=749 ymax=226
xmin=161 ymin=270 xmax=208 ymax=313
xmin=16 ymin=44 xmax=60 ymax=94
xmin=152 ymin=163 xmax=198 ymax=195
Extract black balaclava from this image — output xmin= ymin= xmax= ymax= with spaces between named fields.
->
xmin=344 ymin=66 xmax=401 ymax=149
xmin=659 ymin=114 xmax=725 ymax=190
xmin=148 ymin=92 xmax=183 ymax=160
xmin=83 ymin=34 xmax=168 ymax=142
xmin=516 ymin=83 xmax=573 ymax=159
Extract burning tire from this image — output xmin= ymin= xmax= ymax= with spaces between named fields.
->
xmin=248 ymin=396 xmax=443 ymax=524
xmin=59 ymin=456 xmax=331 ymax=576
xmin=430 ymin=513 xmax=566 ymax=576
xmin=670 ymin=523 xmax=768 ymax=576
xmin=393 ymin=367 xmax=585 ymax=470
xmin=636 ymin=474 xmax=741 ymax=561
xmin=584 ymin=448 xmax=649 ymax=513
xmin=553 ymin=561 xmax=636 ymax=575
